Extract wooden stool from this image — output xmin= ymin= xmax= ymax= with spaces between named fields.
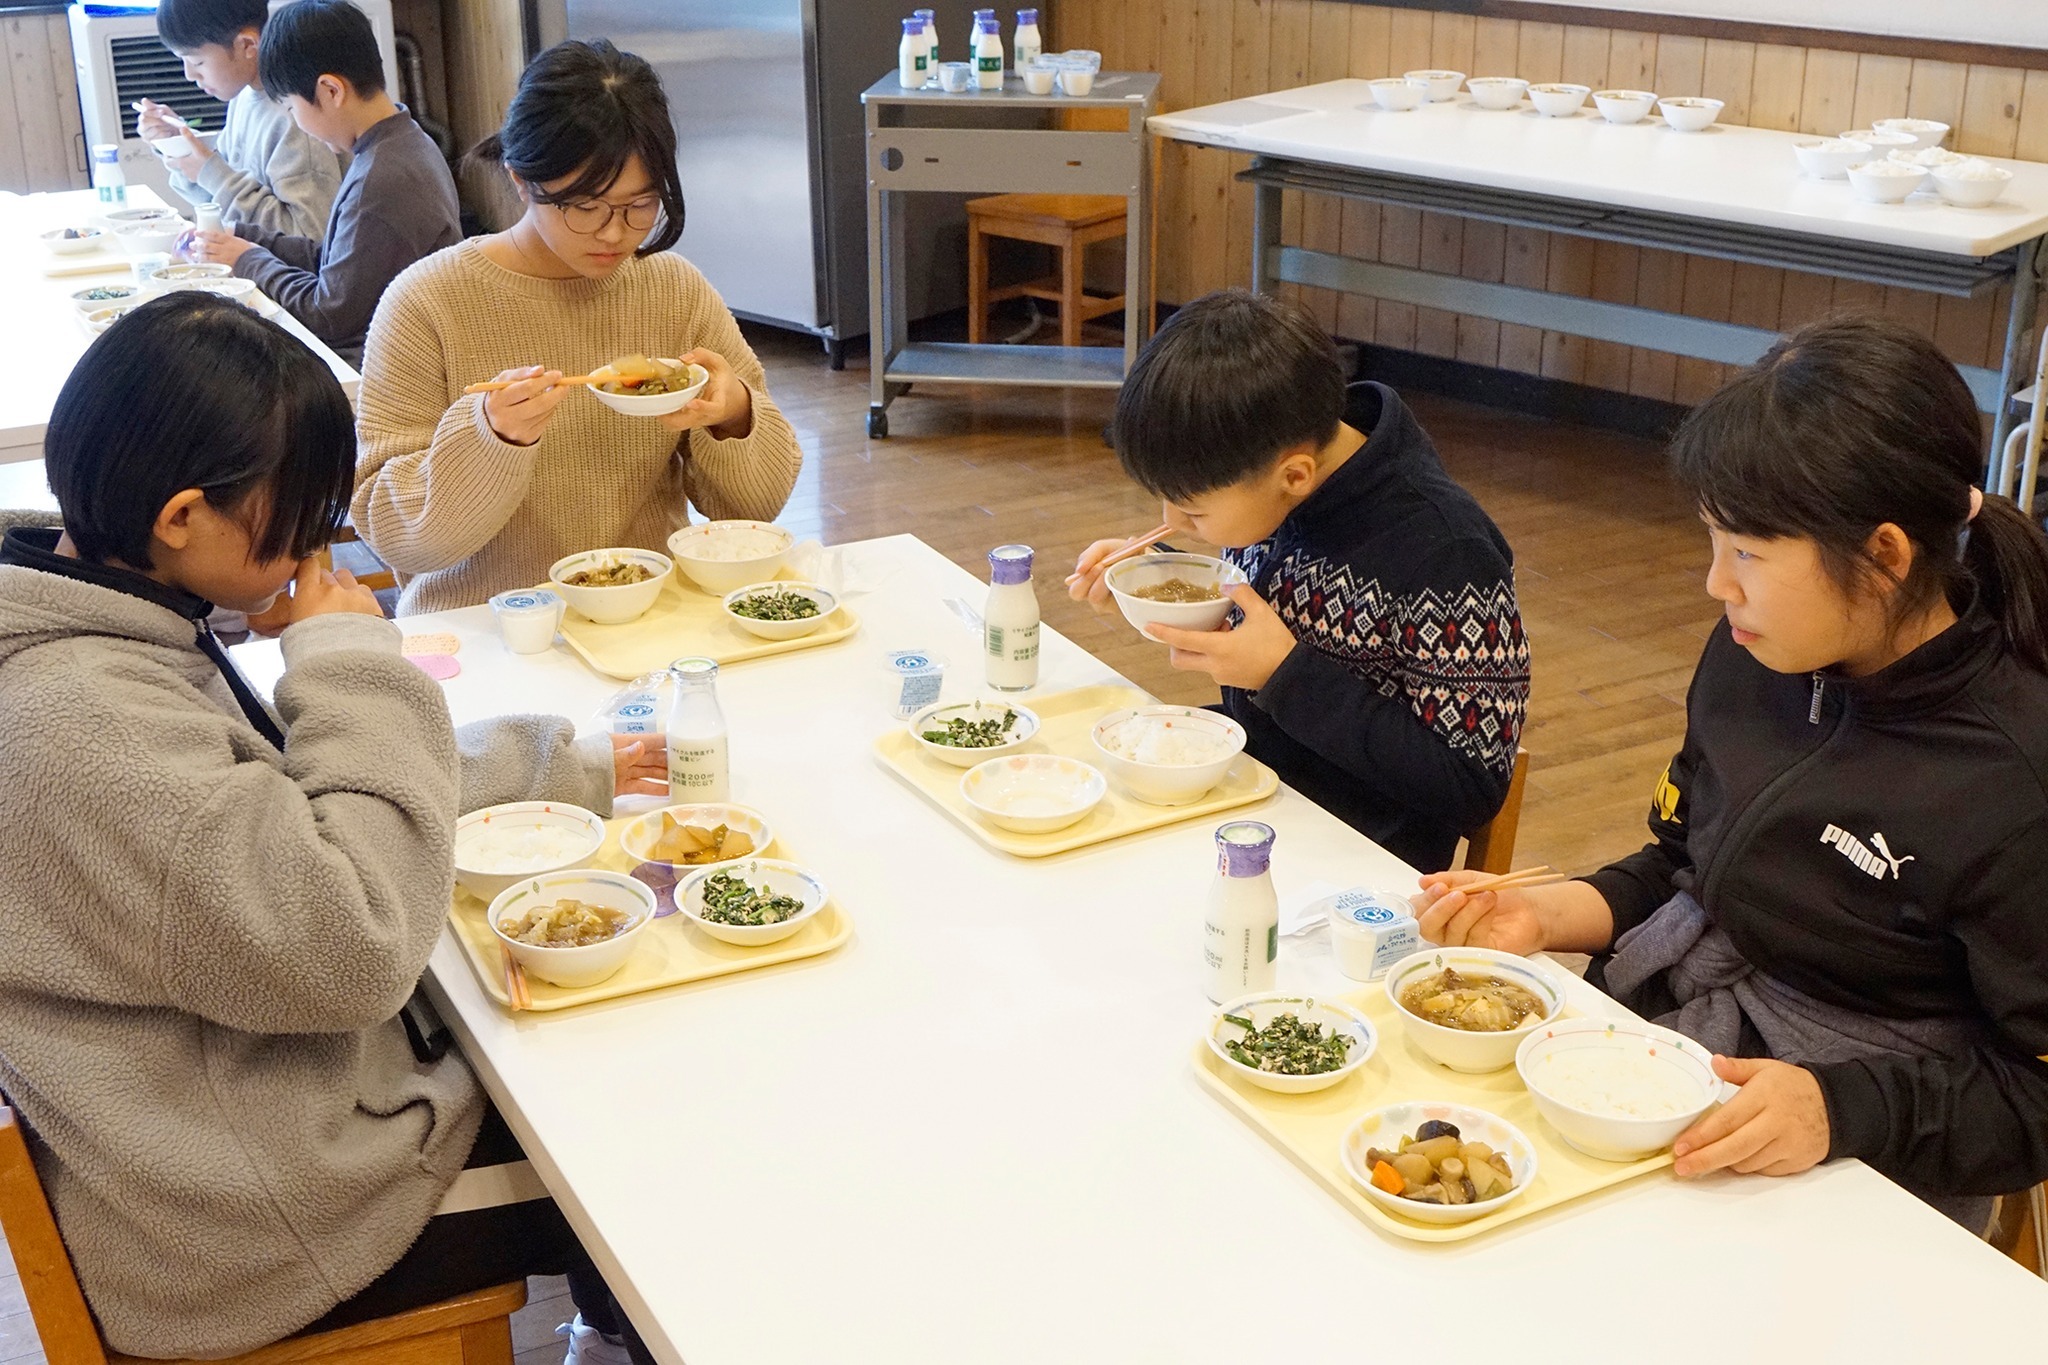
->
xmin=965 ymin=194 xmax=1129 ymax=348
xmin=0 ymin=1105 xmax=524 ymax=1364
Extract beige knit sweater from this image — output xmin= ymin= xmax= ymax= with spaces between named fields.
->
xmin=354 ymin=241 xmax=803 ymax=614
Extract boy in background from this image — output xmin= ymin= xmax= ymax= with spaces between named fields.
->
xmin=1070 ymin=291 xmax=1531 ymax=871
xmin=187 ymin=0 xmax=460 ymax=367
xmin=137 ymin=0 xmax=341 ymax=240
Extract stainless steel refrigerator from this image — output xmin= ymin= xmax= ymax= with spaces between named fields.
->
xmin=530 ymin=0 xmax=998 ymax=365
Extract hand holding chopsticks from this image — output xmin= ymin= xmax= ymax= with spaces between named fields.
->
xmin=1411 ymin=864 xmax=1568 ymax=957
xmin=1066 ymin=523 xmax=1171 ymax=601
xmin=463 ymin=372 xmax=598 ymax=395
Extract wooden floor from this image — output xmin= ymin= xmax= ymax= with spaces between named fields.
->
xmin=0 ymin=317 xmax=1719 ymax=1363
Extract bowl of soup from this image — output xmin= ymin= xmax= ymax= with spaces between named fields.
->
xmin=1384 ymin=946 xmax=1564 ymax=1073
xmin=1104 ymin=552 xmax=1247 ymax=639
xmin=584 ymin=353 xmax=709 ymax=416
xmin=488 ymin=868 xmax=655 ymax=988
xmin=548 ymin=547 xmax=672 ymax=624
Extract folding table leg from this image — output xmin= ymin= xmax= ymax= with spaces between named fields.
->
xmin=1990 ymin=235 xmax=2042 ymax=458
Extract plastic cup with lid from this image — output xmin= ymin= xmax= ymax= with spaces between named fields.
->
xmin=490 ymin=588 xmax=565 ymax=654
xmin=881 ymin=647 xmax=947 ymax=720
xmin=937 ymin=61 xmax=975 ymax=93
xmin=130 ymin=251 xmax=171 ymax=287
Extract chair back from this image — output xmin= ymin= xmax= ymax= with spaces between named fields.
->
xmin=0 ymin=1105 xmax=108 ymax=1364
xmin=1462 ymin=748 xmax=1531 ymax=876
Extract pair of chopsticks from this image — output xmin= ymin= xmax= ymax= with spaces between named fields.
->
xmin=1453 ymin=864 xmax=1565 ymax=896
xmin=1065 ymin=523 xmax=1171 ymax=589
xmin=501 ymin=946 xmax=532 ymax=1011
xmin=463 ymin=373 xmax=599 ymax=395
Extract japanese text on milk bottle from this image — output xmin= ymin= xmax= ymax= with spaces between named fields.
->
xmin=1013 ymin=8 xmax=1042 ymax=72
xmin=91 ymin=144 xmax=127 ymax=206
xmin=914 ymin=9 xmax=938 ymax=73
xmin=973 ymin=16 xmax=1004 ymax=89
xmin=984 ymin=544 xmax=1040 ymax=691
xmin=898 ymin=17 xmax=928 ymax=87
xmin=666 ymin=656 xmax=730 ymax=803
xmin=1204 ymin=822 xmax=1278 ymax=1002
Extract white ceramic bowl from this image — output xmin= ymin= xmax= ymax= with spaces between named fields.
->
xmin=98 ymin=207 xmax=182 ymax=230
xmin=721 ymin=580 xmax=837 ymax=640
xmin=618 ymin=802 xmax=775 ymax=869
xmin=666 ymin=520 xmax=795 ymax=595
xmin=150 ymin=132 xmax=197 ymax=158
xmin=1847 ymin=160 xmax=1929 ymax=204
xmin=1089 ymin=705 xmax=1246 ymax=806
xmin=1340 ymin=1101 xmax=1539 ymax=1225
xmin=112 ymin=220 xmax=187 ymax=256
xmin=1658 ymin=97 xmax=1722 ymax=132
xmin=548 ymin=547 xmax=673 ymax=624
xmin=69 ymin=283 xmax=141 ymax=313
xmin=1367 ymin=77 xmax=1426 ymax=112
xmin=1840 ymin=127 xmax=1917 ymax=152
xmin=1104 ymin=552 xmax=1247 ymax=639
xmin=1466 ymin=76 xmax=1528 ymax=111
xmin=584 ymin=358 xmax=709 ymax=417
xmin=1930 ymin=160 xmax=2013 ymax=208
xmin=1890 ymin=146 xmax=1967 ymax=169
xmin=1517 ymin=1018 xmax=1722 ymax=1161
xmin=41 ymin=227 xmax=104 ymax=256
xmin=960 ymin=754 xmax=1106 ymax=834
xmin=1207 ymin=991 xmax=1378 ymax=1095
xmin=1403 ymin=69 xmax=1464 ymax=102
xmin=1792 ymin=137 xmax=1873 ymax=179
xmin=676 ymin=856 xmax=827 ymax=946
xmin=142 ymin=261 xmax=233 ymax=289
xmin=488 ymin=868 xmax=656 ymax=988
xmin=909 ymin=698 xmax=1040 ymax=767
xmin=1592 ymin=89 xmax=1657 ymax=124
xmin=1873 ymin=116 xmax=1949 ymax=150
xmin=175 ymin=276 xmax=259 ymax=307
xmin=1528 ymin=82 xmax=1591 ymax=117
xmin=81 ymin=304 xmax=135 ymax=334
xmin=454 ymin=800 xmax=607 ymax=901
xmin=1384 ymin=946 xmax=1565 ymax=1073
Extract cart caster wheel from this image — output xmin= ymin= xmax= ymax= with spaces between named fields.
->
xmin=867 ymin=407 xmax=889 ymax=439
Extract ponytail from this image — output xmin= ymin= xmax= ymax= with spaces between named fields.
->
xmin=1966 ymin=495 xmax=2048 ymax=673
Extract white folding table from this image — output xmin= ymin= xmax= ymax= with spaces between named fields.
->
xmin=1150 ymin=81 xmax=2048 ymax=453
xmin=220 ymin=532 xmax=2048 ymax=1365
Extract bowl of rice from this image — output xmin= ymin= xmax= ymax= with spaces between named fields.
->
xmin=1516 ymin=1017 xmax=1723 ymax=1161
xmin=454 ymin=800 xmax=607 ymax=900
xmin=1090 ymin=705 xmax=1247 ymax=805
xmin=1930 ymin=158 xmax=2013 ymax=208
xmin=666 ymin=520 xmax=794 ymax=595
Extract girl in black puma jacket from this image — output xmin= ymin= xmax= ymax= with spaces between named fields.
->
xmin=1416 ymin=316 xmax=2048 ymax=1218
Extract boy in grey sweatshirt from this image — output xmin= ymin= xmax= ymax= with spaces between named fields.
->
xmin=139 ymin=0 xmax=341 ymax=239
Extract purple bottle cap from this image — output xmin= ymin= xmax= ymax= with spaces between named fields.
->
xmin=1215 ymin=821 xmax=1275 ymax=877
xmin=989 ymin=544 xmax=1034 ymax=585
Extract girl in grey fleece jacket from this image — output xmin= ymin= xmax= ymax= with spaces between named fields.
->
xmin=0 ymin=295 xmax=659 ymax=1357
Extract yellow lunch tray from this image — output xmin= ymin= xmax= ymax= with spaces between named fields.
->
xmin=42 ymin=249 xmax=130 ymax=278
xmin=550 ymin=573 xmax=860 ymax=680
xmin=872 ymin=684 xmax=1279 ymax=858
xmin=448 ymin=815 xmax=852 ymax=1012
xmin=1193 ymin=986 xmax=1673 ymax=1242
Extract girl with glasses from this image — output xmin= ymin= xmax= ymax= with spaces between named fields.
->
xmin=352 ymin=39 xmax=802 ymax=615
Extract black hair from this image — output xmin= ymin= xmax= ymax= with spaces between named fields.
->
xmin=1110 ymin=290 xmax=1346 ymax=502
xmin=45 ymin=293 xmax=355 ymax=571
xmin=1671 ymin=314 xmax=2048 ymax=673
xmin=470 ymin=39 xmax=686 ymax=256
xmin=155 ymin=0 xmax=268 ymax=53
xmin=257 ymin=0 xmax=386 ymax=101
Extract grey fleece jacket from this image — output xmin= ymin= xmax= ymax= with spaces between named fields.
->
xmin=0 ymin=554 xmax=613 ymax=1357
xmin=166 ymin=85 xmax=342 ymax=240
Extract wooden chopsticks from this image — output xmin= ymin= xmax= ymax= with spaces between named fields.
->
xmin=501 ymin=946 xmax=532 ymax=1011
xmin=1454 ymin=865 xmax=1565 ymax=897
xmin=462 ymin=374 xmax=599 ymax=395
xmin=1065 ymin=523 xmax=1172 ymax=588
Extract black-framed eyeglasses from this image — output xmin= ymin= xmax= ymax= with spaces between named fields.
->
xmin=551 ymin=196 xmax=663 ymax=235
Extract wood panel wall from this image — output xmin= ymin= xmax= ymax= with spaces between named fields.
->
xmin=440 ymin=0 xmax=526 ymax=229
xmin=0 ymin=11 xmax=89 ymax=195
xmin=1052 ymin=0 xmax=2048 ymax=401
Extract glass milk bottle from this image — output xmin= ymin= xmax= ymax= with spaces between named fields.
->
xmin=915 ymin=9 xmax=938 ymax=74
xmin=90 ymin=144 xmax=126 ymax=206
xmin=1204 ymin=822 xmax=1278 ymax=1002
xmin=1013 ymin=8 xmax=1042 ymax=72
xmin=665 ymin=656 xmax=730 ymax=804
xmin=984 ymin=544 xmax=1040 ymax=691
xmin=973 ymin=16 xmax=1004 ymax=89
xmin=898 ymin=17 xmax=929 ymax=87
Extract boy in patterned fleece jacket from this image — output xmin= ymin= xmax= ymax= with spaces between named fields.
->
xmin=1072 ymin=291 xmax=1530 ymax=871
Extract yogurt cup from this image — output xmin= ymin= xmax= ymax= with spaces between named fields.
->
xmin=881 ymin=647 xmax=947 ymax=720
xmin=490 ymin=588 xmax=565 ymax=654
xmin=937 ymin=61 xmax=974 ymax=93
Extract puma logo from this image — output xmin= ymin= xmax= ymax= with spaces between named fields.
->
xmin=1821 ymin=824 xmax=1916 ymax=881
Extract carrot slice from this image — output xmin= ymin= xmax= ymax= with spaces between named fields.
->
xmin=1370 ymin=1160 xmax=1405 ymax=1195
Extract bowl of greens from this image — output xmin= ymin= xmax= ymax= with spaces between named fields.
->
xmin=1206 ymin=992 xmax=1378 ymax=1095
xmin=908 ymin=699 xmax=1040 ymax=767
xmin=721 ymin=581 xmax=838 ymax=641
xmin=675 ymin=858 xmax=827 ymax=946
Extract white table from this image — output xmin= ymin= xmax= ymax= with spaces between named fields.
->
xmin=232 ymin=534 xmax=2048 ymax=1364
xmin=1151 ymin=81 xmax=2048 ymax=448
xmin=0 ymin=187 xmax=360 ymax=466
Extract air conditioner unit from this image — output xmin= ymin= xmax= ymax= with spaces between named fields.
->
xmin=70 ymin=0 xmax=400 ymax=213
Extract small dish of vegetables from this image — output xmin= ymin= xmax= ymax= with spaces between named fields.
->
xmin=1206 ymin=992 xmax=1377 ymax=1095
xmin=676 ymin=857 xmax=827 ymax=946
xmin=908 ymin=699 xmax=1041 ymax=768
xmin=721 ymin=581 xmax=838 ymax=641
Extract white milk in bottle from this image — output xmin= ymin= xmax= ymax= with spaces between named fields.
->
xmin=1013 ymin=8 xmax=1042 ymax=72
xmin=665 ymin=656 xmax=731 ymax=803
xmin=984 ymin=544 xmax=1040 ymax=691
xmin=898 ymin=17 xmax=929 ymax=86
xmin=973 ymin=16 xmax=1004 ymax=89
xmin=915 ymin=9 xmax=938 ymax=75
xmin=1204 ymin=821 xmax=1278 ymax=1002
